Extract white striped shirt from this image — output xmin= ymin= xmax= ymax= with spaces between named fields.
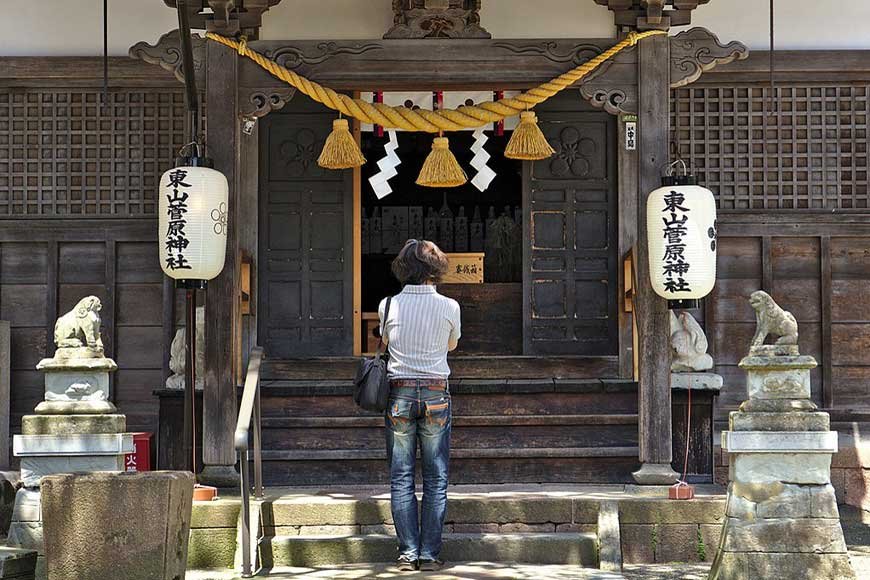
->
xmin=378 ymin=285 xmax=461 ymax=379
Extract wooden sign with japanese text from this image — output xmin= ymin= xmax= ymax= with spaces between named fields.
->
xmin=443 ymin=253 xmax=484 ymax=284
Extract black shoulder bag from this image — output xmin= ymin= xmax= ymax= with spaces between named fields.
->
xmin=353 ymin=296 xmax=392 ymax=413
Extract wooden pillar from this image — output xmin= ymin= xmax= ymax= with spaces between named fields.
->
xmin=632 ymin=33 xmax=679 ymax=485
xmin=200 ymin=40 xmax=241 ymax=487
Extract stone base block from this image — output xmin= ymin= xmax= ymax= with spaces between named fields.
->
xmin=43 ymin=371 xmax=109 ymax=403
xmin=715 ymin=552 xmax=856 ymax=580
xmin=21 ymin=415 xmax=125 ymax=436
xmin=631 ymin=463 xmax=679 ymax=485
xmin=41 ymin=472 xmax=194 ymax=580
xmin=671 ymin=372 xmax=723 ymax=391
xmin=197 ymin=465 xmax=240 ymax=488
xmin=730 ymin=452 xmax=832 ymax=485
xmin=20 ymin=456 xmax=124 ymax=489
xmin=6 ymin=524 xmax=42 ymax=555
xmin=11 ymin=489 xmax=40 ymax=523
xmin=729 ymin=410 xmax=830 ymax=432
xmin=14 ymin=433 xmax=132 ymax=457
xmin=745 ymin=367 xmax=812 ymax=400
xmin=32 ymin=401 xmax=117 ymax=415
xmin=0 ymin=547 xmax=37 ymax=580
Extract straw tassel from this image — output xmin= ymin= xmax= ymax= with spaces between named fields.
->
xmin=318 ymin=118 xmax=366 ymax=169
xmin=504 ymin=111 xmax=555 ymax=161
xmin=416 ymin=136 xmax=467 ymax=188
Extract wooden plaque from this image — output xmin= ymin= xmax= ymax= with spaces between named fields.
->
xmin=443 ymin=253 xmax=484 ymax=284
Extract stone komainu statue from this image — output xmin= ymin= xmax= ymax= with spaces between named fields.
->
xmin=749 ymin=290 xmax=799 ymax=347
xmin=669 ymin=310 xmax=714 ymax=372
xmin=54 ymin=296 xmax=103 ymax=351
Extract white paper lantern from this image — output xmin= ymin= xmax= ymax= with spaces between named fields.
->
xmin=159 ymin=165 xmax=229 ymax=284
xmin=647 ymin=179 xmax=717 ymax=301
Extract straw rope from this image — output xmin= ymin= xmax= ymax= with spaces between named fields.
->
xmin=205 ymin=30 xmax=666 ymax=133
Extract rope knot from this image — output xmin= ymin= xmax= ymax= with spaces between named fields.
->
xmin=237 ymin=36 xmax=248 ymax=57
xmin=626 ymin=31 xmax=640 ymax=46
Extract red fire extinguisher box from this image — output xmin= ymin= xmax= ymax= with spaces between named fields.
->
xmin=125 ymin=432 xmax=153 ymax=472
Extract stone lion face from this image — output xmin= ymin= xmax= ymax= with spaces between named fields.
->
xmin=749 ymin=291 xmax=768 ymax=311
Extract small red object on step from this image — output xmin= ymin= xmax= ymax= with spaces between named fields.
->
xmin=193 ymin=484 xmax=218 ymax=501
xmin=669 ymin=481 xmax=695 ymax=500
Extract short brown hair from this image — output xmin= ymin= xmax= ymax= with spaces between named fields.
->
xmin=391 ymin=239 xmax=449 ymax=285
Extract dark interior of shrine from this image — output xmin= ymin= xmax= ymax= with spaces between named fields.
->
xmin=360 ymin=129 xmax=525 ymax=355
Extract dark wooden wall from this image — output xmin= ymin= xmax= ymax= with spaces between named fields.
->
xmin=0 ymin=59 xmax=189 ymax=437
xmin=674 ymin=51 xmax=870 ymax=424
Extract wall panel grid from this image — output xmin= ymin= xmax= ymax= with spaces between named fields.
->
xmin=0 ymin=88 xmax=188 ymax=218
xmin=673 ymin=85 xmax=870 ymax=211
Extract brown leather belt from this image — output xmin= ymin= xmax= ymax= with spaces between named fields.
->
xmin=390 ymin=379 xmax=448 ymax=390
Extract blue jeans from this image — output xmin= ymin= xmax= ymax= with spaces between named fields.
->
xmin=385 ymin=381 xmax=452 ymax=561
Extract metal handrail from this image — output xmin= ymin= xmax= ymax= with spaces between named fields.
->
xmin=235 ymin=346 xmax=264 ymax=578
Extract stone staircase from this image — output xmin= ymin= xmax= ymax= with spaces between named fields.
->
xmin=187 ymin=484 xmax=730 ymax=576
xmin=257 ymin=374 xmax=640 ymax=486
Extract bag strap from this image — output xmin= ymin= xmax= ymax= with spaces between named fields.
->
xmin=376 ymin=296 xmax=392 ymax=356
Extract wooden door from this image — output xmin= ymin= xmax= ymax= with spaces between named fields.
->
xmin=523 ymin=92 xmax=619 ymax=356
xmin=258 ymin=96 xmax=354 ymax=357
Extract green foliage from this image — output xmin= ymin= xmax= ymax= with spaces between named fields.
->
xmin=696 ymin=526 xmax=707 ymax=561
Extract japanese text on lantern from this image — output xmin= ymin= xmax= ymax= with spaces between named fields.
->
xmin=165 ymin=169 xmax=192 ymax=271
xmin=661 ymin=190 xmax=691 ymax=293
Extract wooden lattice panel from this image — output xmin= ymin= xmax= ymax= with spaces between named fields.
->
xmin=673 ymin=85 xmax=870 ymax=211
xmin=0 ymin=89 xmax=187 ymax=217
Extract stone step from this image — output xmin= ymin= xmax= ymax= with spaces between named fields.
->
xmin=0 ymin=547 xmax=37 ymax=580
xmin=262 ymin=532 xmax=599 ymax=567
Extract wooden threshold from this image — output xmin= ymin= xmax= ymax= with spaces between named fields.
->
xmin=261 ymin=446 xmax=640 ymax=461
xmin=261 ymin=414 xmax=639 ymax=429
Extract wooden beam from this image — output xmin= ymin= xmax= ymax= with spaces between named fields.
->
xmin=632 ymin=33 xmax=678 ymax=484
xmin=45 ymin=241 xmax=58 ymax=360
xmin=617 ymin=116 xmax=638 ymax=379
xmin=104 ymin=240 xmax=117 ymax=403
xmin=201 ymin=40 xmax=240 ymax=486
xmin=761 ymin=236 xmax=773 ymax=296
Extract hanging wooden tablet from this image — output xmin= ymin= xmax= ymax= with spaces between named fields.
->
xmin=455 ymin=206 xmax=469 ymax=252
xmin=439 ymin=193 xmax=455 ymax=252
xmin=470 ymin=206 xmax=484 ymax=252
xmin=361 ymin=207 xmax=370 ymax=255
xmin=424 ymin=207 xmax=439 ymax=243
xmin=370 ymin=207 xmax=383 ymax=254
xmin=409 ymin=206 xmax=424 ymax=239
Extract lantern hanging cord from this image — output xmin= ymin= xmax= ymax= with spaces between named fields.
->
xmin=205 ymin=30 xmax=666 ymax=133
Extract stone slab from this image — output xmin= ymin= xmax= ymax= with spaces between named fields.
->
xmin=739 ymin=399 xmax=817 ymax=412
xmin=597 ymin=501 xmax=622 ymax=572
xmin=32 ymin=401 xmax=117 ymax=415
xmin=739 ymin=354 xmax=817 ymax=371
xmin=13 ymin=433 xmax=133 ymax=457
xmin=21 ymin=415 xmax=125 ymax=436
xmin=631 ymin=463 xmax=679 ymax=485
xmin=0 ymin=547 xmax=37 ymax=580
xmin=748 ymin=344 xmax=801 ymax=357
xmin=36 ymin=357 xmax=117 ymax=372
xmin=670 ymin=373 xmax=723 ymax=391
xmin=745 ymin=367 xmax=812 ymax=400
xmin=730 ymin=453 xmax=832 ymax=485
xmin=43 ymin=371 xmax=109 ymax=403
xmin=20 ymin=456 xmax=125 ymax=489
xmin=729 ymin=411 xmax=830 ymax=432
xmin=40 ymin=472 xmax=194 ymax=580
xmin=722 ymin=431 xmax=838 ymax=453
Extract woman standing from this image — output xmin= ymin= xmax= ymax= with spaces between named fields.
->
xmin=379 ymin=239 xmax=461 ymax=572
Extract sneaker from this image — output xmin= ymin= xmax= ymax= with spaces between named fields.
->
xmin=396 ymin=556 xmax=418 ymax=571
xmin=418 ymin=559 xmax=444 ymax=571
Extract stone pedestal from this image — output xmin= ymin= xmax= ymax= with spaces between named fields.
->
xmin=712 ymin=349 xmax=856 ymax=579
xmin=6 ymin=353 xmax=130 ymax=579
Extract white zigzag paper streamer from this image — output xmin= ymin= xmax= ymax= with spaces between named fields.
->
xmin=470 ymin=128 xmax=496 ymax=192
xmin=368 ymin=130 xmax=401 ymax=199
